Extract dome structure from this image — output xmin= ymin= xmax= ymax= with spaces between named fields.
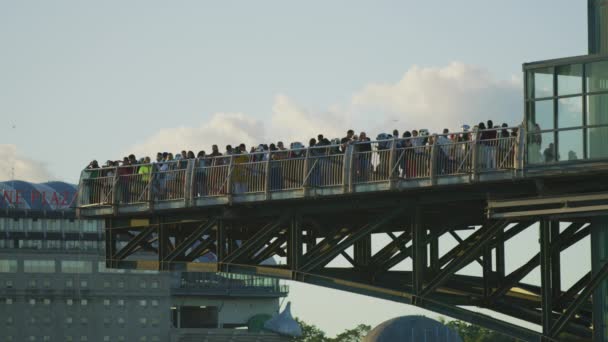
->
xmin=364 ymin=316 xmax=462 ymax=342
xmin=0 ymin=180 xmax=77 ymax=211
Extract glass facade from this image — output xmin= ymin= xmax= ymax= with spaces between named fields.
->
xmin=526 ymin=57 xmax=608 ymax=164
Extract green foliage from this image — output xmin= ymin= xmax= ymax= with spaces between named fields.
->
xmin=441 ymin=318 xmax=520 ymax=342
xmin=293 ymin=319 xmax=370 ymax=342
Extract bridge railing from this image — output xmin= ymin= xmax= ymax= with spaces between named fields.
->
xmin=78 ymin=126 xmax=523 ymax=208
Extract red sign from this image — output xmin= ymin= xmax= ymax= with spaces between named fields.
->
xmin=0 ymin=190 xmax=75 ymax=208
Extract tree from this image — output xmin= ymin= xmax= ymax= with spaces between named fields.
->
xmin=328 ymin=324 xmax=371 ymax=342
xmin=439 ymin=317 xmax=519 ymax=342
xmin=294 ymin=318 xmax=327 ymax=342
xmin=293 ymin=319 xmax=370 ymax=342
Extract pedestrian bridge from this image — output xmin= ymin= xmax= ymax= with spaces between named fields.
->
xmin=76 ymin=53 xmax=608 ymax=342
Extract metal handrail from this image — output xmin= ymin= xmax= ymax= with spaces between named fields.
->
xmin=77 ymin=126 xmax=525 ymax=207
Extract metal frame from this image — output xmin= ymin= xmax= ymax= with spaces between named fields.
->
xmin=100 ymin=187 xmax=608 ymax=341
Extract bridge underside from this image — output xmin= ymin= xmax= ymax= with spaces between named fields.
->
xmin=101 ymin=173 xmax=608 ymax=342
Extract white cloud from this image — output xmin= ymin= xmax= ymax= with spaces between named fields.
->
xmin=351 ymin=62 xmax=522 ymax=132
xmin=127 ymin=62 xmax=522 ymax=157
xmin=128 ymin=112 xmax=266 ymax=157
xmin=0 ymin=145 xmax=55 ymax=182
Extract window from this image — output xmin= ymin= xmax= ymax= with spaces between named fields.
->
xmin=117 ymin=281 xmax=125 ymax=288
xmin=587 ymin=60 xmax=608 ymax=93
xmin=139 ymin=281 xmax=147 ymax=289
xmin=80 ymin=317 xmax=88 ymax=325
xmin=103 ymin=337 xmax=110 ymax=342
xmin=151 ymin=299 xmax=159 ymax=307
xmin=24 ymin=260 xmax=55 ymax=273
xmin=103 ymin=317 xmax=111 ymax=326
xmin=80 ymin=280 xmax=88 ymax=288
xmin=103 ymin=299 xmax=110 ymax=306
xmin=558 ymin=96 xmax=583 ymax=128
xmin=98 ymin=262 xmax=125 ymax=273
xmin=66 ymin=299 xmax=73 ymax=306
xmin=117 ymin=299 xmax=125 ymax=307
xmin=151 ymin=280 xmax=159 ymax=289
xmin=557 ymin=64 xmax=583 ymax=96
xmin=66 ymin=279 xmax=73 ymax=288
xmin=117 ymin=317 xmax=125 ymax=325
xmin=43 ymin=298 xmax=51 ymax=305
xmin=139 ymin=337 xmax=147 ymax=342
xmin=66 ymin=317 xmax=73 ymax=324
xmin=533 ymin=67 xmax=554 ymax=98
xmin=6 ymin=280 xmax=13 ymax=288
xmin=151 ymin=318 xmax=160 ymax=327
xmin=28 ymin=336 xmax=36 ymax=341
xmin=118 ymin=337 xmax=125 ymax=342
xmin=43 ymin=279 xmax=51 ymax=288
xmin=0 ymin=260 xmax=17 ymax=273
xmin=66 ymin=337 xmax=73 ymax=342
xmin=30 ymin=316 xmax=36 ymax=324
xmin=6 ymin=316 xmax=13 ymax=325
xmin=81 ymin=299 xmax=88 ymax=306
xmin=80 ymin=336 xmax=88 ymax=342
xmin=61 ymin=261 xmax=92 ymax=274
xmin=139 ymin=300 xmax=147 ymax=307
xmin=139 ymin=317 xmax=147 ymax=326
xmin=103 ymin=281 xmax=111 ymax=288
xmin=29 ymin=298 xmax=36 ymax=306
xmin=6 ymin=298 xmax=13 ymax=304
xmin=43 ymin=337 xmax=50 ymax=342
xmin=151 ymin=337 xmax=160 ymax=342
xmin=28 ymin=280 xmax=37 ymax=288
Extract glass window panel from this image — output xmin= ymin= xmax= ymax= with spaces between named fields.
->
xmin=558 ymin=129 xmax=583 ymax=162
xmin=528 ymin=132 xmax=555 ymax=164
xmin=528 ymin=100 xmax=554 ymax=131
xmin=0 ymin=260 xmax=17 ymax=273
xmin=587 ymin=94 xmax=608 ymax=126
xmin=587 ymin=60 xmax=608 ymax=93
xmin=526 ymin=71 xmax=534 ymax=99
xmin=24 ymin=260 xmax=55 ymax=273
xmin=558 ymin=96 xmax=583 ymax=128
xmin=588 ymin=126 xmax=608 ymax=159
xmin=557 ymin=64 xmax=583 ymax=96
xmin=61 ymin=261 xmax=92 ymax=274
xmin=533 ymin=67 xmax=554 ymax=98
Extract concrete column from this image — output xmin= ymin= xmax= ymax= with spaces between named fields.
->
xmin=592 ymin=217 xmax=608 ymax=342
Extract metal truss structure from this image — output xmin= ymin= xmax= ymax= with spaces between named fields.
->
xmin=102 ymin=176 xmax=608 ymax=342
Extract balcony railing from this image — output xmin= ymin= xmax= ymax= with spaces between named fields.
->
xmin=77 ymin=127 xmax=524 ymax=209
xmin=175 ymin=272 xmax=288 ymax=295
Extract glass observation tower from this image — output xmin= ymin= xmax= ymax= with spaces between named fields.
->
xmin=524 ymin=1 xmax=608 ymax=340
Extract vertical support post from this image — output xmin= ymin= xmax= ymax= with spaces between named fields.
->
xmin=389 ymin=137 xmax=398 ymax=189
xmin=147 ymin=163 xmax=155 ymax=210
xmin=342 ymin=143 xmax=354 ymax=193
xmin=306 ymin=228 xmax=317 ymax=253
xmin=111 ymin=167 xmax=120 ymax=215
xmin=413 ymin=208 xmax=426 ymax=300
xmin=185 ymin=159 xmax=195 ymax=207
xmin=217 ymin=218 xmax=225 ymax=263
xmin=592 ymin=217 xmax=608 ymax=342
xmin=540 ymin=220 xmax=554 ymax=338
xmin=226 ymin=155 xmax=234 ymax=196
xmin=495 ymin=227 xmax=506 ymax=279
xmin=483 ymin=247 xmax=492 ymax=300
xmin=429 ymin=234 xmax=439 ymax=274
xmin=302 ymin=149 xmax=310 ymax=196
xmin=158 ymin=217 xmax=168 ymax=271
xmin=354 ymin=235 xmax=372 ymax=272
xmin=105 ymin=218 xmax=117 ymax=268
xmin=288 ymin=216 xmax=302 ymax=273
xmin=471 ymin=131 xmax=480 ymax=182
xmin=429 ymin=135 xmax=438 ymax=186
xmin=551 ymin=222 xmax=561 ymax=302
xmin=264 ymin=152 xmax=272 ymax=200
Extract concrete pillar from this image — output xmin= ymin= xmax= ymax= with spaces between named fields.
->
xmin=591 ymin=217 xmax=608 ymax=341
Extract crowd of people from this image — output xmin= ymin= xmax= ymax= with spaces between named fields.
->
xmin=82 ymin=120 xmax=520 ymax=201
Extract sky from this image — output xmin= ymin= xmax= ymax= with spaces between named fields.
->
xmin=0 ymin=0 xmax=591 ymax=336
